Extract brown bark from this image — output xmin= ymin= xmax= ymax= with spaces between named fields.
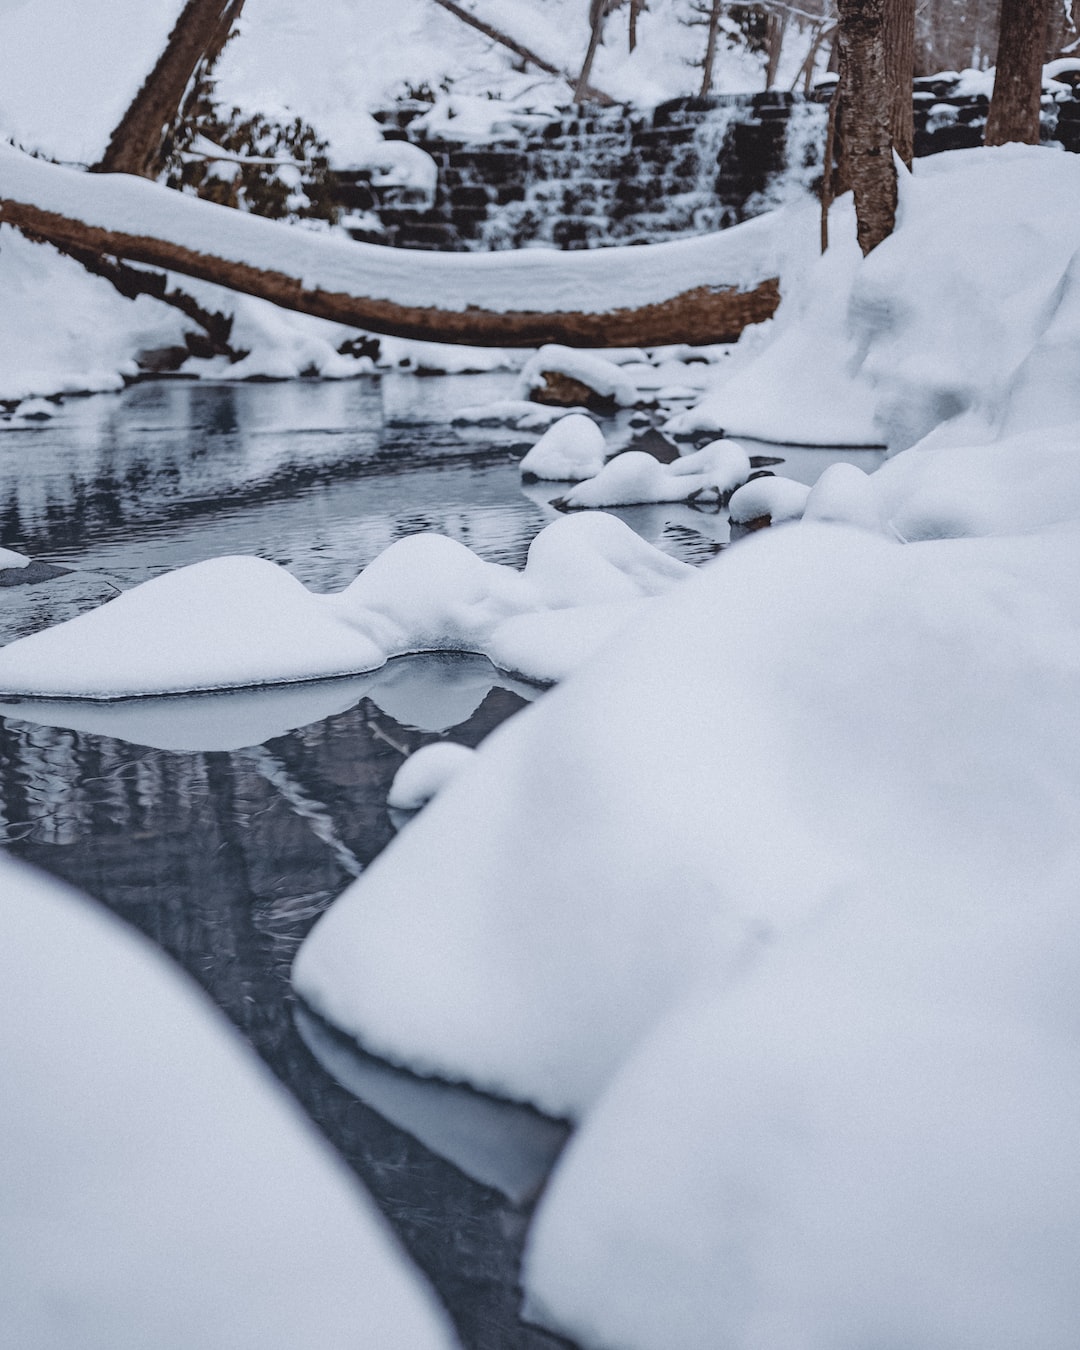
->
xmin=699 ymin=0 xmax=724 ymax=97
xmin=575 ymin=0 xmax=610 ymax=102
xmin=629 ymin=0 xmax=645 ymax=52
xmin=836 ymin=0 xmax=897 ymax=255
xmin=95 ymin=0 xmax=245 ymax=179
xmin=885 ymin=0 xmax=915 ymax=167
xmin=764 ymin=11 xmax=790 ymax=89
xmin=986 ymin=0 xmax=1052 ymax=145
xmin=0 ymin=200 xmax=780 ymax=347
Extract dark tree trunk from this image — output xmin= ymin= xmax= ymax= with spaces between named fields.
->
xmin=699 ymin=0 xmax=724 ymax=96
xmin=885 ymin=0 xmax=915 ymax=166
xmin=836 ymin=0 xmax=897 ymax=254
xmin=629 ymin=0 xmax=645 ymax=52
xmin=986 ymin=0 xmax=1052 ymax=145
xmin=764 ymin=11 xmax=790 ymax=89
xmin=95 ymin=0 xmax=245 ymax=179
xmin=575 ymin=0 xmax=609 ymax=102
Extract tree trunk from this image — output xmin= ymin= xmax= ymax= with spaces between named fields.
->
xmin=836 ymin=0 xmax=897 ymax=254
xmin=1 ymin=199 xmax=780 ymax=347
xmin=575 ymin=0 xmax=609 ymax=102
xmin=764 ymin=10 xmax=790 ymax=89
xmin=699 ymin=0 xmax=724 ymax=97
xmin=629 ymin=0 xmax=645 ymax=52
xmin=95 ymin=0 xmax=245 ymax=179
xmin=986 ymin=0 xmax=1052 ymax=145
xmin=885 ymin=0 xmax=915 ymax=167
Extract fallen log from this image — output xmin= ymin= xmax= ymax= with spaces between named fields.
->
xmin=1 ymin=148 xmax=782 ymax=348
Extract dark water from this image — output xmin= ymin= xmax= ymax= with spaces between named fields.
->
xmin=0 ymin=375 xmax=884 ymax=1346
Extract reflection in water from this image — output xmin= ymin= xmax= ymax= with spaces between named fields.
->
xmin=0 ymin=654 xmax=571 ymax=1350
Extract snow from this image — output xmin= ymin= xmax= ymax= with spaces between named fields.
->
xmin=0 ymin=514 xmax=693 ymax=699
xmin=671 ymin=147 xmax=1080 ymax=450
xmin=519 ymin=345 xmax=638 ymax=407
xmin=519 ymin=413 xmax=607 ymax=481
xmin=388 ymin=742 xmax=478 ymax=811
xmin=801 ymin=460 xmax=887 ymax=533
xmin=0 ymin=0 xmax=180 ymax=164
xmin=728 ymin=474 xmax=811 ymax=523
xmin=0 ymin=854 xmax=458 ymax=1350
xmin=0 ymin=545 xmax=30 ymax=569
xmin=0 ymin=144 xmax=783 ymax=320
xmin=453 ymin=400 xmax=589 ymax=430
xmin=554 ymin=439 xmax=750 ymax=508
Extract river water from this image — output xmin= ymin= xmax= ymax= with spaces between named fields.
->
xmin=0 ymin=374 xmax=883 ymax=1349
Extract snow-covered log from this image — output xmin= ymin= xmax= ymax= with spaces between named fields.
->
xmin=0 ymin=147 xmax=781 ymax=347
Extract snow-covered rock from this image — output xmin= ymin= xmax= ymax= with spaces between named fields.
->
xmin=728 ymin=474 xmax=810 ymax=525
xmin=0 ymin=855 xmax=458 ymax=1350
xmin=801 ymin=460 xmax=887 ymax=532
xmin=519 ymin=413 xmax=607 ymax=481
xmin=0 ymin=546 xmax=30 ymax=570
xmin=520 ymin=345 xmax=638 ymax=408
xmin=555 ymin=439 xmax=750 ymax=508
xmin=388 ymin=742 xmax=477 ymax=811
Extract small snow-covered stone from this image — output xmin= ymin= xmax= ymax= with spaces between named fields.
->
xmin=555 ymin=439 xmax=750 ymax=510
xmin=388 ymin=742 xmax=476 ymax=811
xmin=728 ymin=475 xmax=810 ymax=527
xmin=519 ymin=413 xmax=607 ymax=482
xmin=15 ymin=397 xmax=54 ymax=420
xmin=0 ymin=546 xmax=30 ymax=569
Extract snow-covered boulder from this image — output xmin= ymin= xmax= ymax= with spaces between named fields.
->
xmin=801 ymin=460 xmax=887 ymax=532
xmin=0 ymin=855 xmax=457 ymax=1350
xmin=519 ymin=413 xmax=607 ymax=481
xmin=728 ymin=474 xmax=810 ymax=527
xmin=0 ymin=546 xmax=30 ymax=570
xmin=520 ymin=345 xmax=637 ymax=409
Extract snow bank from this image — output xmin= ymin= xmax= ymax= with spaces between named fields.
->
xmin=519 ymin=413 xmax=607 ymax=481
xmin=0 ymin=226 xmax=188 ymax=402
xmin=670 ymin=147 xmax=1080 ymax=450
xmin=0 ymin=854 xmax=457 ymax=1350
xmin=0 ymin=514 xmax=692 ymax=699
xmin=555 ymin=439 xmax=750 ymax=508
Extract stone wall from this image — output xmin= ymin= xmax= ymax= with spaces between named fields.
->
xmin=333 ymin=84 xmax=1080 ymax=253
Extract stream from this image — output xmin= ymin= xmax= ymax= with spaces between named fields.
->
xmin=0 ymin=373 xmax=884 ymax=1348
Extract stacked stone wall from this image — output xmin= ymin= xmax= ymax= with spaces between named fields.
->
xmin=333 ymin=85 xmax=1080 ymax=252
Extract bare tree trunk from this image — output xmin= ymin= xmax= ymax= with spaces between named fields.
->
xmin=576 ymin=0 xmax=609 ymax=102
xmin=791 ymin=22 xmax=834 ymax=94
xmin=629 ymin=0 xmax=645 ymax=52
xmin=1 ymin=197 xmax=781 ymax=347
xmin=836 ymin=0 xmax=897 ymax=254
xmin=821 ymin=78 xmax=841 ymax=251
xmin=885 ymin=0 xmax=915 ymax=166
xmin=95 ymin=0 xmax=245 ymax=179
xmin=986 ymin=0 xmax=1052 ymax=145
xmin=764 ymin=10 xmax=790 ymax=89
xmin=699 ymin=0 xmax=724 ymax=96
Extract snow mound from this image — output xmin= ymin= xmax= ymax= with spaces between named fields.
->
xmin=520 ymin=346 xmax=637 ymax=408
xmin=0 ymin=516 xmax=692 ymax=699
xmin=802 ymin=460 xmax=887 ymax=532
xmin=0 ymin=855 xmax=457 ymax=1350
xmin=0 ymin=547 xmax=30 ymax=570
xmin=555 ymin=440 xmax=750 ymax=509
xmin=388 ymin=742 xmax=477 ymax=811
xmin=519 ymin=413 xmax=607 ymax=482
xmin=728 ymin=474 xmax=809 ymax=524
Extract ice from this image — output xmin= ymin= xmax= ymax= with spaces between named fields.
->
xmin=0 ymin=855 xmax=458 ymax=1350
xmin=519 ymin=413 xmax=607 ymax=482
